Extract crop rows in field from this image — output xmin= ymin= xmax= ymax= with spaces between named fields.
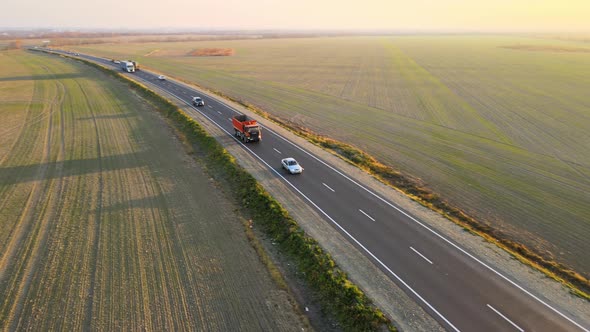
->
xmin=0 ymin=51 xmax=304 ymax=330
xmin=71 ymin=35 xmax=590 ymax=276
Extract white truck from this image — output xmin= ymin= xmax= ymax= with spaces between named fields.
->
xmin=120 ymin=61 xmax=135 ymax=73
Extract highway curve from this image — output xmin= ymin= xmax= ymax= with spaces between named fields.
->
xmin=49 ymin=49 xmax=590 ymax=332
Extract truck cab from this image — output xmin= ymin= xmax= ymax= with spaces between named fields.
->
xmin=243 ymin=125 xmax=261 ymax=141
xmin=232 ymin=114 xmax=262 ymax=142
xmin=121 ymin=61 xmax=135 ymax=73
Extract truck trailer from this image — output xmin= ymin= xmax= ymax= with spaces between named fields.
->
xmin=232 ymin=114 xmax=261 ymax=142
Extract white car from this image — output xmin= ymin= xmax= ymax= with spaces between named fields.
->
xmin=281 ymin=158 xmax=303 ymax=174
xmin=158 ymin=75 xmax=166 ymax=80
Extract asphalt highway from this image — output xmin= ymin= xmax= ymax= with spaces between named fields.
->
xmin=44 ymin=49 xmax=590 ymax=332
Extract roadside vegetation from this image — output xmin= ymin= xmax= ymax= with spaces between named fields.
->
xmin=0 ymin=50 xmax=309 ymax=331
xmin=66 ymin=35 xmax=590 ymax=295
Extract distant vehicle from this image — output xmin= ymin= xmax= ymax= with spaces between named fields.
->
xmin=114 ymin=60 xmax=121 ymax=64
xmin=120 ymin=61 xmax=135 ymax=72
xmin=281 ymin=158 xmax=303 ymax=174
xmin=232 ymin=114 xmax=261 ymax=142
xmin=157 ymin=75 xmax=166 ymax=80
xmin=192 ymin=96 xmax=205 ymax=106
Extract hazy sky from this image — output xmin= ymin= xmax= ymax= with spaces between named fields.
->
xmin=2 ymin=0 xmax=590 ymax=31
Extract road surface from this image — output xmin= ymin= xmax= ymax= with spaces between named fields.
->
xmin=44 ymin=49 xmax=590 ymax=332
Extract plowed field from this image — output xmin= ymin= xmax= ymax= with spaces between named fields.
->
xmin=0 ymin=50 xmax=306 ymax=331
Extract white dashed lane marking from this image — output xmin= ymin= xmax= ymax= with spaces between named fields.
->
xmin=410 ymin=247 xmax=433 ymax=265
xmin=359 ymin=209 xmax=375 ymax=221
xmin=322 ymin=183 xmax=335 ymax=192
xmin=487 ymin=304 xmax=524 ymax=332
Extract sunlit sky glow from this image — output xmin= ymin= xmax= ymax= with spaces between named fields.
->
xmin=2 ymin=0 xmax=590 ymax=31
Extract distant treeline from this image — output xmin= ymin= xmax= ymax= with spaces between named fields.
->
xmin=2 ymin=33 xmax=335 ymax=47
xmin=0 ymin=30 xmax=399 ymax=43
xmin=0 ymin=31 xmax=132 ymax=40
xmin=44 ymin=35 xmax=262 ymax=46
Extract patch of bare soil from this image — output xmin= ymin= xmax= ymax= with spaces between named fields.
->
xmin=187 ymin=48 xmax=235 ymax=56
xmin=144 ymin=49 xmax=188 ymax=57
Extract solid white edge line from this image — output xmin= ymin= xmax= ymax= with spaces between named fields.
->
xmin=359 ymin=209 xmax=376 ymax=222
xmin=487 ymin=304 xmax=525 ymax=332
xmin=144 ymin=86 xmax=462 ymax=332
xmin=322 ymin=183 xmax=335 ymax=192
xmin=48 ymin=56 xmax=590 ymax=332
xmin=410 ymin=247 xmax=434 ymax=265
xmin=273 ymin=148 xmax=282 ymax=154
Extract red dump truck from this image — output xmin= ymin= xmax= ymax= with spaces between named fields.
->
xmin=232 ymin=114 xmax=262 ymax=142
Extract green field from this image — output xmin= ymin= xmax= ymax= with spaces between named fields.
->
xmin=71 ymin=35 xmax=590 ymax=277
xmin=0 ymin=50 xmax=306 ymax=330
